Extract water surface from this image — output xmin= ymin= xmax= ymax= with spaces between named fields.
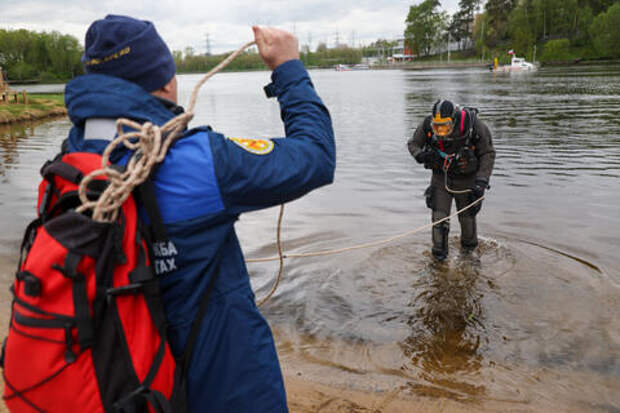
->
xmin=1 ymin=66 xmax=619 ymax=411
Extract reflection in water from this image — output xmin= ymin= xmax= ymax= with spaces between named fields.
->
xmin=0 ymin=117 xmax=71 ymax=255
xmin=1 ymin=67 xmax=620 ymax=410
xmin=0 ymin=123 xmax=36 ymax=179
xmin=401 ymin=251 xmax=487 ymax=400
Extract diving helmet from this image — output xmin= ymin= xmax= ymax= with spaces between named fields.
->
xmin=431 ymin=99 xmax=458 ymax=139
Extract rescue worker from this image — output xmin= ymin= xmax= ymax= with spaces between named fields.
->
xmin=63 ymin=15 xmax=335 ymax=412
xmin=408 ymin=99 xmax=495 ymax=261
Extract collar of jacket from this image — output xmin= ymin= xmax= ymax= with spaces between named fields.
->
xmin=64 ymin=73 xmax=182 ymax=162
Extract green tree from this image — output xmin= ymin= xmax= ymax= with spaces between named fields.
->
xmin=588 ymin=0 xmax=616 ymax=15
xmin=508 ymin=4 xmax=535 ymax=55
xmin=0 ymin=28 xmax=83 ymax=81
xmin=472 ymin=13 xmax=490 ymax=57
xmin=485 ymin=0 xmax=517 ymax=46
xmin=405 ymin=0 xmax=446 ymax=56
xmin=540 ymin=38 xmax=572 ymax=60
xmin=361 ymin=39 xmax=398 ymax=58
xmin=449 ymin=0 xmax=482 ymax=47
xmin=590 ymin=2 xmax=620 ymax=57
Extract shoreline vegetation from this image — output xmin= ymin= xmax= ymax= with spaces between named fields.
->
xmin=1 ymin=0 xmax=618 ymax=84
xmin=0 ymin=93 xmax=66 ymax=124
xmin=1 ymin=55 xmax=617 ymax=123
xmin=5 ymin=54 xmax=619 ymax=86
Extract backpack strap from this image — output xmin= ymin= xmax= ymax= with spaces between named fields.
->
xmin=462 ymin=107 xmax=480 ymax=142
xmin=41 ymin=159 xmax=83 ymax=185
xmin=422 ymin=115 xmax=433 ymax=140
xmin=135 ymin=177 xmax=168 ymax=243
xmin=52 ymin=251 xmax=95 ymax=350
xmin=181 ymin=267 xmax=220 ymax=378
xmin=113 ymin=385 xmax=173 ymax=413
xmin=179 ymin=233 xmax=230 ymax=379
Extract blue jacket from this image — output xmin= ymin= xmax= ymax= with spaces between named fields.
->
xmin=64 ymin=60 xmax=335 ymax=412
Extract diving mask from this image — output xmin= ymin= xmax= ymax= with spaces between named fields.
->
xmin=431 ymin=112 xmax=455 ymax=137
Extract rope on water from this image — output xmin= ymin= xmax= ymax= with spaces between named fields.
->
xmin=252 ymin=194 xmax=484 ymax=306
xmin=74 ymin=39 xmax=486 ymax=306
xmin=248 ymin=195 xmax=484 ymax=264
xmin=255 ymin=204 xmax=285 ymax=307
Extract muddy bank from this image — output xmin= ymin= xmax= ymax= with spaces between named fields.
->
xmin=0 ymin=94 xmax=67 ymax=125
xmin=0 ymin=107 xmax=67 ymax=124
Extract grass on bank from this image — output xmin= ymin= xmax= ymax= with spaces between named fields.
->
xmin=0 ymin=93 xmax=66 ymax=123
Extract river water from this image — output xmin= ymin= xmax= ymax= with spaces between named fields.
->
xmin=1 ymin=66 xmax=619 ymax=411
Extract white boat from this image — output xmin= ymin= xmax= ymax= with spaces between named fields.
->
xmin=335 ymin=64 xmax=352 ymax=71
xmin=493 ymin=56 xmax=537 ymax=73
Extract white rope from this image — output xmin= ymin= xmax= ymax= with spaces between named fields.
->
xmin=74 ymin=39 xmax=485 ymax=307
xmin=77 ymin=41 xmax=256 ymax=222
xmin=444 ymin=171 xmax=473 ymax=194
xmin=248 ymin=195 xmax=484 ymax=264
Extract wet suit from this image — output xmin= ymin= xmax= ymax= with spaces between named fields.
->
xmin=408 ymin=110 xmax=495 ymax=259
xmin=64 ymin=59 xmax=335 ymax=412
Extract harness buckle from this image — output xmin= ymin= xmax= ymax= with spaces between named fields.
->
xmin=442 ymin=154 xmax=455 ymax=172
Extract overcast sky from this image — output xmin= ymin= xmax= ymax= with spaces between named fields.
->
xmin=0 ymin=0 xmax=461 ymax=54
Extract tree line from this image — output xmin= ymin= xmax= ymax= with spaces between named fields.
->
xmin=0 ymin=29 xmax=83 ymax=81
xmin=173 ymin=43 xmax=363 ymax=72
xmin=2 ymin=0 xmax=618 ymax=84
xmin=0 ymin=27 xmax=365 ymax=82
xmin=405 ymin=0 xmax=620 ymax=62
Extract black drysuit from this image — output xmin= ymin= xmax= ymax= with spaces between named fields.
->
xmin=408 ymin=111 xmax=495 ymax=258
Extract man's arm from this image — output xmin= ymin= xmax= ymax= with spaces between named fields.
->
xmin=208 ymin=28 xmax=335 ymax=213
xmin=407 ymin=118 xmax=430 ymax=158
xmin=474 ymin=119 xmax=496 ymax=182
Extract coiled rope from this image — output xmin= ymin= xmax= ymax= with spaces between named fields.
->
xmin=75 ymin=40 xmax=486 ymax=307
xmin=77 ymin=41 xmax=256 ymax=221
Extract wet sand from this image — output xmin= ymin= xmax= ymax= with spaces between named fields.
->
xmin=1 ymin=253 xmax=615 ymax=413
xmin=283 ymin=374 xmax=608 ymax=413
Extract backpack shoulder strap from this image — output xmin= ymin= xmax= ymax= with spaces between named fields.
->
xmin=422 ymin=115 xmax=433 ymax=137
xmin=179 ymin=233 xmax=230 ymax=379
xmin=461 ymin=107 xmax=480 ymax=143
xmin=41 ymin=158 xmax=84 ymax=184
xmin=135 ymin=177 xmax=168 ymax=243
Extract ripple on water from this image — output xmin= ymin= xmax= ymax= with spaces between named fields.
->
xmin=269 ymin=236 xmax=619 ymax=408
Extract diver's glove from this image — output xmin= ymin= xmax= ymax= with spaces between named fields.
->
xmin=468 ymin=178 xmax=489 ymax=216
xmin=415 ymin=150 xmax=442 ymax=169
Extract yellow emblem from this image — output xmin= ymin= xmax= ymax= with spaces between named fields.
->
xmin=228 ymin=137 xmax=274 ymax=155
xmin=84 ymin=46 xmax=131 ymax=66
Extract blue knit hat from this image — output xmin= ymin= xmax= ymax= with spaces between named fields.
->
xmin=82 ymin=15 xmax=176 ymax=92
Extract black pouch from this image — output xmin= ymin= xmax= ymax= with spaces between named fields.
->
xmin=424 ymin=185 xmax=434 ymax=209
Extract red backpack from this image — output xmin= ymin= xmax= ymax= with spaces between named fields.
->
xmin=1 ymin=151 xmax=187 ymax=412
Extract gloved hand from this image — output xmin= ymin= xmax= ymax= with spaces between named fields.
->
xmin=415 ymin=150 xmax=441 ymax=168
xmin=468 ymin=179 xmax=489 ymax=216
xmin=472 ymin=179 xmax=488 ymax=198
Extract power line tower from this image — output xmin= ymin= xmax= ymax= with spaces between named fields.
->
xmin=334 ymin=31 xmax=340 ymax=48
xmin=349 ymin=30 xmax=356 ymax=48
xmin=205 ymin=32 xmax=211 ymax=56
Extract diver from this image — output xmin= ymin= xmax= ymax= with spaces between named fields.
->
xmin=408 ymin=99 xmax=496 ymax=261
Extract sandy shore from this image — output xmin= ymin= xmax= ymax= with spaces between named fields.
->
xmin=0 ymin=254 xmax=616 ymax=412
xmin=0 ymin=252 xmax=484 ymax=413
